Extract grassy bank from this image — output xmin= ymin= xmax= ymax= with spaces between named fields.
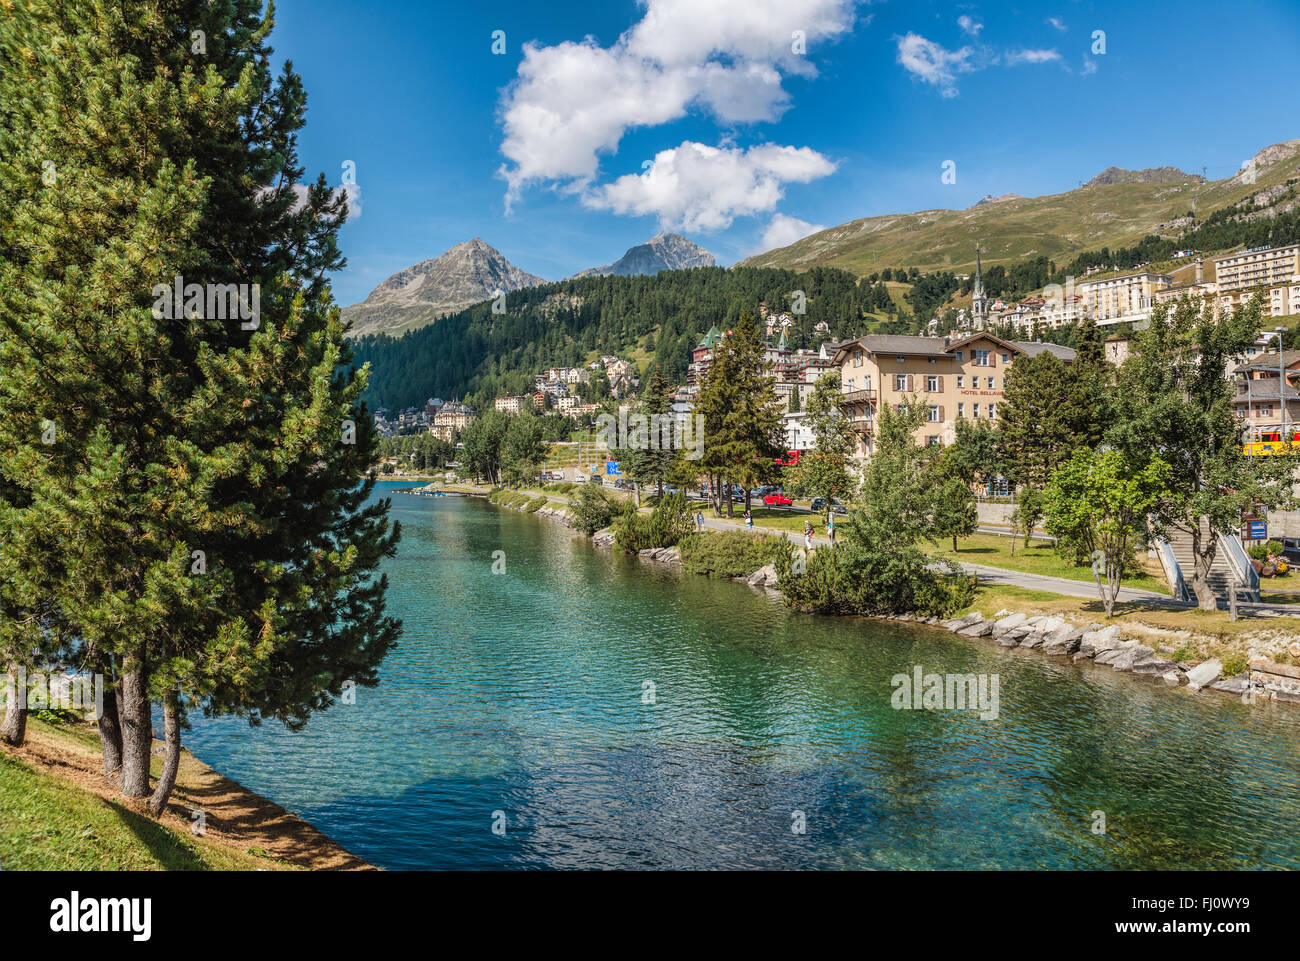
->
xmin=0 ymin=716 xmax=372 ymax=871
xmin=930 ymin=533 xmax=1169 ymax=593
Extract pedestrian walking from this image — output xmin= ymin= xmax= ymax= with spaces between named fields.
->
xmin=827 ymin=515 xmax=836 ymax=544
xmin=695 ymin=510 xmax=705 ymax=533
xmin=744 ymin=508 xmax=753 ymax=530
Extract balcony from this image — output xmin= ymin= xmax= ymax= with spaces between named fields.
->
xmin=840 ymin=388 xmax=878 ymax=405
xmin=847 ymin=417 xmax=873 ymax=433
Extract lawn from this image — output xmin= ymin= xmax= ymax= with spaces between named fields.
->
xmin=0 ymin=737 xmax=275 ymax=871
xmin=931 ymin=532 xmax=1169 ymax=593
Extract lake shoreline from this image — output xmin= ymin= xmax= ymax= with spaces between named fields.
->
xmin=481 ymin=486 xmax=1300 ymax=709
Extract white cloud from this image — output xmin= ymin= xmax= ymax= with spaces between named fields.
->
xmin=895 ymin=32 xmax=974 ymax=97
xmin=497 ymin=0 xmax=859 ymax=207
xmin=761 ymin=213 xmax=825 ymax=251
xmin=896 ymin=30 xmax=1063 ymax=96
xmin=957 ymin=16 xmax=983 ymax=38
xmin=1047 ymin=17 xmax=1067 ymax=32
xmin=585 ymin=141 xmax=837 ymax=232
xmin=1082 ymin=56 xmax=1098 ymax=76
xmin=1003 ymin=48 xmax=1062 ymax=66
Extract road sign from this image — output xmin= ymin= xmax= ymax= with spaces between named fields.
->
xmin=606 ymin=460 xmax=621 ymax=476
xmin=1248 ymin=520 xmax=1267 ymax=540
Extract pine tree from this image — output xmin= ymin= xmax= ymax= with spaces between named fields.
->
xmin=0 ymin=0 xmax=400 ymax=811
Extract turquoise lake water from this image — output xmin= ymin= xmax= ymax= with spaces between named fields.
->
xmin=181 ymin=483 xmax=1300 ymax=869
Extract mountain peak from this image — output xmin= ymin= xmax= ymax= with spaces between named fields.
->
xmin=575 ymin=233 xmax=716 ymax=278
xmin=342 ymin=239 xmax=545 ymax=338
xmin=1085 ymin=165 xmax=1204 ymax=187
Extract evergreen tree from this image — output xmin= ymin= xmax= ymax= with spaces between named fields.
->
xmin=0 ymin=0 xmax=400 ymax=810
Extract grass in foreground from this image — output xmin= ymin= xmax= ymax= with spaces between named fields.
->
xmin=0 ymin=750 xmax=271 ymax=871
xmin=931 ymin=533 xmax=1168 ymax=593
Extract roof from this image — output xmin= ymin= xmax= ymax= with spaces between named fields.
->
xmin=697 ymin=325 xmax=722 ymax=348
xmin=830 ymin=332 xmax=1077 ymax=366
xmin=1236 ymin=349 xmax=1300 ymax=372
xmin=1235 ymin=383 xmax=1300 ymax=402
xmin=1011 ymin=341 xmax=1078 ymax=361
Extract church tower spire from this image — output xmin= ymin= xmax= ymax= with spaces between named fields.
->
xmin=971 ymin=244 xmax=989 ymax=330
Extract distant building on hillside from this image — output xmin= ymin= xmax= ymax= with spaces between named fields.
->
xmin=494 ymin=395 xmax=529 ymax=415
xmin=430 ymin=400 xmax=475 ymax=440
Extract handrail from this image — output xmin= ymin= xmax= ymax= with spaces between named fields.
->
xmin=1217 ymin=532 xmax=1261 ymax=600
xmin=1154 ymin=535 xmax=1193 ymax=603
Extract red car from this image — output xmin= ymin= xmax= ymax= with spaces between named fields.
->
xmin=763 ymin=493 xmax=793 ymax=507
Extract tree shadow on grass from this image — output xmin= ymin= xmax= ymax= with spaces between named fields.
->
xmin=110 ymin=799 xmax=210 ymax=871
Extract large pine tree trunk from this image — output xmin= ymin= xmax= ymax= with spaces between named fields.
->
xmin=148 ymin=696 xmax=181 ymax=816
xmin=119 ymin=662 xmax=152 ymax=798
xmin=98 ymin=682 xmax=123 ymax=777
xmin=1 ymin=661 xmax=27 ymax=747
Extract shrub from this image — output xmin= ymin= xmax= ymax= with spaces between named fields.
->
xmin=774 ymin=526 xmax=975 ymax=618
xmin=614 ymin=492 xmax=692 ymax=553
xmin=1221 ymin=653 xmax=1249 ymax=678
xmin=525 ymin=496 xmax=547 ymax=512
xmin=569 ymin=484 xmax=632 ymax=534
xmin=679 ymin=530 xmax=786 ymax=578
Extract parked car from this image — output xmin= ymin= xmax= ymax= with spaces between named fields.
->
xmin=763 ymin=493 xmax=793 ymax=507
xmin=811 ymin=497 xmax=848 ymax=515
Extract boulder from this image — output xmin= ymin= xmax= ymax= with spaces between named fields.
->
xmin=1185 ymin=659 xmax=1222 ymax=692
xmin=1107 ymin=645 xmax=1156 ymax=672
xmin=994 ymin=612 xmax=1028 ymax=632
xmin=1035 ymin=616 xmax=1066 ymax=635
xmin=1207 ymin=676 xmax=1248 ymax=695
xmin=1019 ymin=633 xmax=1044 ymax=649
xmin=958 ymin=619 xmax=994 ymax=638
xmin=943 ymin=613 xmax=983 ymax=632
xmin=1079 ymin=626 xmax=1122 ymax=657
xmin=1042 ymin=625 xmax=1088 ymax=655
xmin=1130 ymin=656 xmax=1176 ymax=676
xmin=746 ymin=564 xmax=778 ymax=588
xmin=1161 ymin=671 xmax=1181 ymax=686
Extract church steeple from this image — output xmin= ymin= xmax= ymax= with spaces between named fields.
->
xmin=971 ymin=244 xmax=989 ymax=330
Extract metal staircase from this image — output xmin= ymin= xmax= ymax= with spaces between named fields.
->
xmin=1157 ymin=520 xmax=1259 ymax=607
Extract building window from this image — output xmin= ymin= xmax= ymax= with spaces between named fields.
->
xmin=926 ymin=435 xmax=941 ymax=447
xmin=895 ymin=373 xmax=908 ymax=391
xmin=956 ymin=375 xmax=965 ymax=388
xmin=987 ymin=376 xmax=997 ymax=389
xmin=1001 ymin=353 xmax=1011 ymax=363
xmin=928 ymin=357 xmax=937 ymax=364
xmin=926 ymin=375 xmax=940 ymax=391
xmin=973 ymin=404 xmax=981 ymax=418
xmin=957 ymin=403 xmax=965 ymax=418
xmin=896 ymin=356 xmax=906 ymax=363
xmin=927 ymin=405 xmax=940 ymax=422
xmin=988 ymin=403 xmax=998 ymax=420
xmin=954 ymin=351 xmax=964 ymax=360
xmin=975 ymin=350 xmax=991 ymax=366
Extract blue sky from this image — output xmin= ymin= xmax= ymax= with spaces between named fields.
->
xmin=268 ymin=0 xmax=1300 ymax=306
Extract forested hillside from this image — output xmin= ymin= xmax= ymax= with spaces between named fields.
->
xmin=348 ymin=266 xmax=887 ymax=412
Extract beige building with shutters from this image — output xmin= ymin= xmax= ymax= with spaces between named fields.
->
xmin=832 ymin=332 xmax=1077 ymax=461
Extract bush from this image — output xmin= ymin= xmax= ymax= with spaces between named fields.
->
xmin=525 ymin=496 xmax=548 ymax=512
xmin=1248 ymin=539 xmax=1284 ymax=561
xmin=569 ymin=484 xmax=633 ymax=534
xmin=614 ymin=492 xmax=692 ymax=553
xmin=774 ymin=528 xmax=975 ymax=618
xmin=679 ymin=530 xmax=786 ymax=578
xmin=1220 ymin=653 xmax=1250 ymax=677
